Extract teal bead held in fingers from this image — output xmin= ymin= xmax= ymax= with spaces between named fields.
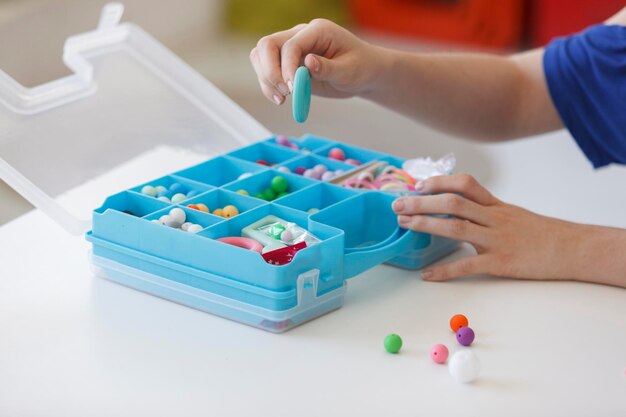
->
xmin=292 ymin=66 xmax=311 ymax=123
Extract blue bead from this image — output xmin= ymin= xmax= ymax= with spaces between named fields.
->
xmin=186 ymin=189 xmax=199 ymax=198
xmin=169 ymin=182 xmax=184 ymax=193
xmin=157 ymin=189 xmax=172 ymax=198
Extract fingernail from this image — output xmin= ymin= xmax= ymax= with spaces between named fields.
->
xmin=273 ymin=94 xmax=282 ymax=105
xmin=312 ymin=56 xmax=320 ymax=72
xmin=398 ymin=215 xmax=410 ymax=226
xmin=421 ymin=270 xmax=433 ymax=280
xmin=277 ymin=82 xmax=290 ymax=96
xmin=414 ymin=181 xmax=425 ymax=192
xmin=287 ymin=80 xmax=293 ymax=92
xmin=392 ymin=199 xmax=405 ymax=212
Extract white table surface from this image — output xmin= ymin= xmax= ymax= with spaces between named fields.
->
xmin=1 ymin=117 xmax=626 ymax=416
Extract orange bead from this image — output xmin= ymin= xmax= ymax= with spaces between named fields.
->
xmin=213 ymin=208 xmax=224 ymax=217
xmin=222 ymin=205 xmax=239 ymax=218
xmin=450 ymin=314 xmax=468 ymax=332
xmin=187 ymin=204 xmax=199 ymax=210
xmin=195 ymin=203 xmax=209 ymax=213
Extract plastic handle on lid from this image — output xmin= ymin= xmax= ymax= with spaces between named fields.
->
xmin=0 ymin=3 xmax=127 ymax=235
xmin=0 ymin=3 xmax=128 ymax=115
xmin=98 ymin=3 xmax=124 ymax=30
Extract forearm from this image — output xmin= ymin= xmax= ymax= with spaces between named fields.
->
xmin=362 ymin=47 xmax=562 ymax=141
xmin=564 ymin=224 xmax=626 ymax=288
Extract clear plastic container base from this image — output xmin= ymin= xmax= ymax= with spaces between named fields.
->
xmin=90 ymin=252 xmax=346 ymax=333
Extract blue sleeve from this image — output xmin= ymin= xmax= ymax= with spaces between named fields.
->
xmin=543 ymin=24 xmax=626 ymax=168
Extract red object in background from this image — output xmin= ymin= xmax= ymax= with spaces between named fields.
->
xmin=349 ymin=0 xmax=524 ymax=49
xmin=530 ymin=0 xmax=625 ymax=46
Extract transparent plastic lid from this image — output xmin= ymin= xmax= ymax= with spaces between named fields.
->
xmin=0 ymin=3 xmax=270 ymax=235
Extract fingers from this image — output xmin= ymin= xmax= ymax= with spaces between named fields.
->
xmin=397 ymin=214 xmax=490 ymax=246
xmin=421 ymin=255 xmax=493 ymax=281
xmin=416 ymin=174 xmax=498 ymax=206
xmin=281 ymin=19 xmax=335 ymax=87
xmin=393 ymin=193 xmax=492 ymax=226
xmin=250 ymin=24 xmax=306 ymax=104
xmin=304 ymin=53 xmax=340 ymax=83
xmin=250 ymin=49 xmax=284 ymax=105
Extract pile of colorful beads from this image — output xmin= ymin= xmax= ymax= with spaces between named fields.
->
xmin=274 ymin=134 xmax=300 ymax=150
xmin=150 ymin=207 xmax=203 ymax=234
xmin=276 ymin=164 xmax=346 ymax=181
xmin=327 ymin=147 xmax=361 ymax=166
xmin=342 ymin=165 xmax=417 ymax=193
xmin=187 ymin=203 xmax=240 ymax=218
xmin=435 ymin=314 xmax=480 ymax=383
xmin=141 ymin=182 xmax=200 ymax=204
xmin=384 ymin=313 xmax=480 ymax=384
xmin=238 ymin=175 xmax=289 ymax=201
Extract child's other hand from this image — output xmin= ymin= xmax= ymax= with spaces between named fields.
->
xmin=392 ymin=174 xmax=584 ymax=282
xmin=249 ymin=19 xmax=385 ymax=105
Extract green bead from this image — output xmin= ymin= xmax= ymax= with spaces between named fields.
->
xmin=384 ymin=334 xmax=402 ymax=354
xmin=253 ymin=193 xmax=266 ymax=200
xmin=276 ymin=191 xmax=289 ymax=199
xmin=263 ymin=188 xmax=277 ymax=201
xmin=268 ymin=224 xmax=286 ymax=239
xmin=270 ymin=176 xmax=288 ymax=193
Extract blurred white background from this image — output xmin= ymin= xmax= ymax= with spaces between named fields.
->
xmin=0 ymin=0 xmax=491 ymax=226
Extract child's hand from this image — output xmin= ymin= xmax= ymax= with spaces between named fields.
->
xmin=249 ymin=19 xmax=386 ymax=105
xmin=392 ymin=174 xmax=589 ymax=282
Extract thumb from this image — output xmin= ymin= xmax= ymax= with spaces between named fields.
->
xmin=304 ymin=53 xmax=341 ymax=83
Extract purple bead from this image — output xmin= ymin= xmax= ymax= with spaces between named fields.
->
xmin=312 ymin=164 xmax=328 ymax=174
xmin=321 ymin=171 xmax=335 ymax=181
xmin=294 ymin=166 xmax=307 ymax=175
xmin=456 ymin=326 xmax=475 ymax=346
xmin=276 ymin=135 xmax=290 ymax=146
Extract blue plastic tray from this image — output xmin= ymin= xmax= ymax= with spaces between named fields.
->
xmin=87 ymin=135 xmax=460 ymax=332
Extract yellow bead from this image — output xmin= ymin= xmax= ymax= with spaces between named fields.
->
xmin=213 ymin=208 xmax=224 ymax=217
xmin=195 ymin=203 xmax=209 ymax=213
xmin=236 ymin=189 xmax=249 ymax=196
xmin=222 ymin=205 xmax=239 ymax=218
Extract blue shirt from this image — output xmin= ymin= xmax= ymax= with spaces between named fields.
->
xmin=543 ymin=24 xmax=626 ymax=168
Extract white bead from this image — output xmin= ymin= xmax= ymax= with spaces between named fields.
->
xmin=181 ymin=222 xmax=192 ymax=231
xmin=169 ymin=207 xmax=186 ymax=224
xmin=159 ymin=215 xmax=171 ymax=224
xmin=151 ymin=220 xmax=161 ymax=224
xmin=171 ymin=193 xmax=187 ymax=204
xmin=186 ymin=224 xmax=203 ymax=234
xmin=238 ymin=172 xmax=253 ymax=180
xmin=280 ymin=229 xmax=294 ymax=242
xmin=449 ymin=350 xmax=480 ymax=383
xmin=164 ymin=219 xmax=182 ymax=228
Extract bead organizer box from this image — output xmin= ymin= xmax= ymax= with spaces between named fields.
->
xmin=87 ymin=134 xmax=461 ymax=332
xmin=0 ymin=6 xmax=460 ymax=334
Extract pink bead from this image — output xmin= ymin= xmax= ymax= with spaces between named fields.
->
xmin=275 ymin=135 xmax=290 ymax=146
xmin=345 ymin=158 xmax=361 ymax=166
xmin=328 ymin=147 xmax=345 ymax=161
xmin=430 ymin=344 xmax=449 ymax=364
